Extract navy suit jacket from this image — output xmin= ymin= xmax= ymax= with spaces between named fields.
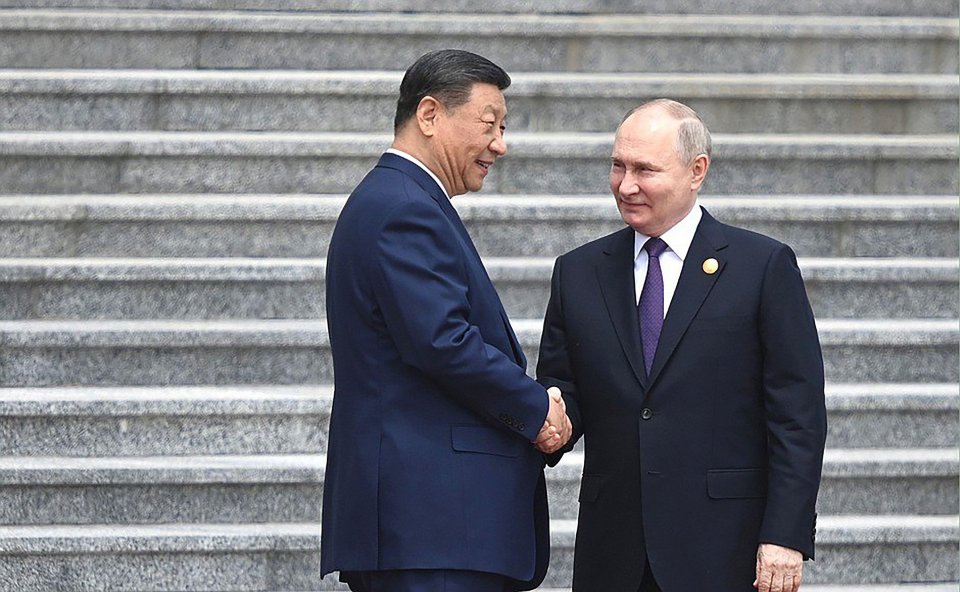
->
xmin=537 ymin=209 xmax=827 ymax=591
xmin=321 ymin=153 xmax=550 ymax=589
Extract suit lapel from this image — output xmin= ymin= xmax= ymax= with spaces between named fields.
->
xmin=596 ymin=227 xmax=648 ymax=390
xmin=647 ymin=209 xmax=728 ymax=386
xmin=377 ymin=153 xmax=527 ymax=367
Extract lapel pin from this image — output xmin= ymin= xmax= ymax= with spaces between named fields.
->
xmin=702 ymin=258 xmax=719 ymax=274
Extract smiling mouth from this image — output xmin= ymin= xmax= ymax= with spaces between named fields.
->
xmin=476 ymin=160 xmax=493 ymax=172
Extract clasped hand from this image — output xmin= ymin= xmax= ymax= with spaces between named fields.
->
xmin=533 ymin=386 xmax=572 ymax=453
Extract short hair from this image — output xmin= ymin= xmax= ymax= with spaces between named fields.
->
xmin=621 ymin=99 xmax=712 ymax=165
xmin=394 ymin=49 xmax=511 ymax=132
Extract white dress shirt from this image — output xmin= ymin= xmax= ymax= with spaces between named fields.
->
xmin=634 ymin=204 xmax=703 ymax=316
xmin=385 ymin=148 xmax=450 ymax=200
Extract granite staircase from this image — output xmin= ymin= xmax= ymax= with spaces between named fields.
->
xmin=0 ymin=1 xmax=956 ymax=590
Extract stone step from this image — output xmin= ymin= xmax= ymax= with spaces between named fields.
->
xmin=0 ymin=256 xmax=954 ymax=320
xmin=547 ymin=449 xmax=959 ymax=520
xmin=493 ymin=257 xmax=959 ymax=320
xmin=0 ymin=383 xmax=953 ymax=456
xmin=0 ymin=318 xmax=954 ymax=386
xmin=2 ymin=70 xmax=956 ymax=134
xmin=826 ymin=383 xmax=959 ymax=448
xmin=0 ymin=517 xmax=955 ymax=589
xmin=0 ymin=1 xmax=955 ymax=17
xmin=0 ymin=522 xmax=336 ymax=591
xmin=538 ymin=587 xmax=960 ymax=592
xmin=0 ymin=132 xmax=956 ymax=195
xmin=0 ymin=385 xmax=330 ymax=456
xmin=0 ymin=454 xmax=323 ymax=525
xmin=544 ymin=516 xmax=960 ymax=587
xmin=0 ymin=448 xmax=953 ymax=525
xmin=0 ymin=194 xmax=955 ymax=259
xmin=0 ymin=11 xmax=955 ymax=74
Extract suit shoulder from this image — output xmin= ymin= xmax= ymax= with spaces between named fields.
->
xmin=557 ymin=227 xmax=632 ymax=265
xmin=715 ymin=219 xmax=794 ymax=256
xmin=342 ymin=167 xmax=442 ymax=224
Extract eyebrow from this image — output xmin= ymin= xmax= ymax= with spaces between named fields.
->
xmin=611 ymin=155 xmax=661 ymax=170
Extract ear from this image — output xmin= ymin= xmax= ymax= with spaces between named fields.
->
xmin=689 ymin=154 xmax=710 ymax=191
xmin=416 ymin=96 xmax=442 ymax=137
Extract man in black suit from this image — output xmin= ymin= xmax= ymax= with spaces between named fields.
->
xmin=537 ymin=99 xmax=827 ymax=592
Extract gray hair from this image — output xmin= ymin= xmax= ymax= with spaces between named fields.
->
xmin=621 ymin=99 xmax=712 ymax=165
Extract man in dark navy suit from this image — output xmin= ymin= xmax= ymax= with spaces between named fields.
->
xmin=321 ymin=49 xmax=571 ymax=592
xmin=537 ymin=100 xmax=827 ymax=592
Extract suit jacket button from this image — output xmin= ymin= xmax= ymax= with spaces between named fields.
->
xmin=641 ymin=408 xmax=653 ymax=420
xmin=517 ymin=423 xmax=526 ymax=431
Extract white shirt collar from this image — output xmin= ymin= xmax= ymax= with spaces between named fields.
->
xmin=633 ymin=202 xmax=703 ymax=262
xmin=385 ymin=148 xmax=450 ymax=200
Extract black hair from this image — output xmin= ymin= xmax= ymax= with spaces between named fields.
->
xmin=394 ymin=49 xmax=511 ymax=132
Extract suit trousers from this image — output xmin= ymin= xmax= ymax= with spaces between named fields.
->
xmin=342 ymin=569 xmax=510 ymax=592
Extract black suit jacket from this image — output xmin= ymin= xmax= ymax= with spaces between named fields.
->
xmin=537 ymin=208 xmax=827 ymax=591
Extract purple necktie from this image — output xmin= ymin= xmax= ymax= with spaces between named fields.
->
xmin=638 ymin=237 xmax=667 ymax=377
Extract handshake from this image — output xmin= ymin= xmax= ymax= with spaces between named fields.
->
xmin=533 ymin=386 xmax=573 ymax=454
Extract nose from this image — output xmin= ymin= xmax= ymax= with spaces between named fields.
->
xmin=615 ymin=169 xmax=639 ymax=197
xmin=490 ymin=131 xmax=507 ymax=157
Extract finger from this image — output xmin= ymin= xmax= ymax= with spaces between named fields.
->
xmin=756 ymin=570 xmax=773 ymax=592
xmin=789 ymin=573 xmax=801 ymax=592
xmin=534 ymin=427 xmax=557 ymax=444
xmin=547 ymin=387 xmax=562 ymax=402
xmin=769 ymin=573 xmax=784 ymax=592
xmin=537 ymin=439 xmax=560 ymax=454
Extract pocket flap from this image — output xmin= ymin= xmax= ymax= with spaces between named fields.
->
xmin=451 ymin=425 xmax=521 ymax=458
xmin=578 ymin=473 xmax=606 ymax=503
xmin=707 ymin=468 xmax=767 ymax=499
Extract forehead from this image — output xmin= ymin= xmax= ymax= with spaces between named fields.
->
xmin=612 ymin=109 xmax=679 ymax=160
xmin=463 ymin=82 xmax=507 ymax=116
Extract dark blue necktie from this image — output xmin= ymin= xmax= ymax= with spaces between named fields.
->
xmin=638 ymin=238 xmax=667 ymax=376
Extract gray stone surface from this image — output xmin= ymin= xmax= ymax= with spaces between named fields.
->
xmin=541 ymin=516 xmax=959 ymax=586
xmin=512 ymin=318 xmax=960 ymax=384
xmin=0 ymin=195 xmax=953 ymax=258
xmin=0 ymin=455 xmax=322 ymax=524
xmin=0 ymin=258 xmax=325 ymax=319
xmin=0 ymin=256 xmax=953 ymax=320
xmin=486 ymin=257 xmax=959 ymax=319
xmin=0 ymin=319 xmax=330 ymax=386
xmin=1 ymin=71 xmax=955 ymax=134
xmin=546 ymin=450 xmax=959 ymax=519
xmin=0 ymin=519 xmax=954 ymax=589
xmin=0 ymin=132 xmax=955 ymax=195
xmin=0 ymin=12 xmax=955 ymax=73
xmin=0 ymin=0 xmax=956 ymax=17
xmin=0 ymin=0 xmax=955 ymax=589
xmin=0 ymin=523 xmax=327 ymax=591
xmin=0 ymin=385 xmax=330 ymax=456
xmin=825 ymin=383 xmax=960 ymax=448
xmin=0 ymin=318 xmax=954 ymax=385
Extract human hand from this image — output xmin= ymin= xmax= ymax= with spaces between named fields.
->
xmin=533 ymin=387 xmax=572 ymax=453
xmin=754 ymin=543 xmax=803 ymax=592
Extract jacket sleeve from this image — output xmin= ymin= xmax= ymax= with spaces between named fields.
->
xmin=370 ymin=196 xmax=548 ymax=442
xmin=535 ymin=256 xmax=583 ymax=466
xmin=756 ymin=244 xmax=828 ymax=559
